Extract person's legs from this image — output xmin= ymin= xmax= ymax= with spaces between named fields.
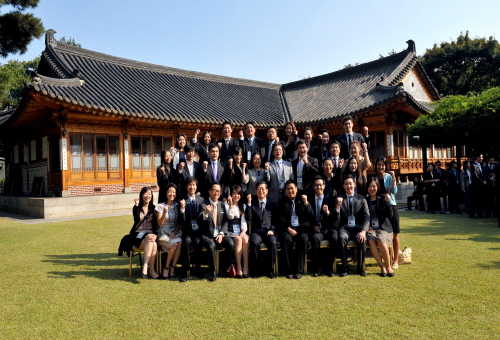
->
xmin=234 ymin=235 xmax=243 ymax=275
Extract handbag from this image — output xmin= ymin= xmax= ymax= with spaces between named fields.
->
xmin=117 ymin=210 xmax=151 ymax=257
xmin=158 ymin=231 xmax=170 ymax=243
xmin=398 ymin=246 xmax=412 ymax=264
xmin=226 ymin=264 xmax=237 ymax=278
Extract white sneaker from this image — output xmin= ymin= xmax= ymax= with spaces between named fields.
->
xmin=392 ymin=263 xmax=399 ymax=269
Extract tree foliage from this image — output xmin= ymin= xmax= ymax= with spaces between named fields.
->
xmin=59 ymin=36 xmax=81 ymax=47
xmin=420 ymin=32 xmax=500 ymax=96
xmin=407 ymin=87 xmax=500 ymax=154
xmin=0 ymin=0 xmax=44 ymax=58
xmin=0 ymin=57 xmax=39 ymax=110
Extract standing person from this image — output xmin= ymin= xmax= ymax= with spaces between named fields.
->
xmin=175 ymin=144 xmax=203 ymax=199
xmin=460 ymin=160 xmax=472 ymax=215
xmin=447 ymin=161 xmax=462 ymax=214
xmin=192 ymin=129 xmax=213 ymax=164
xmin=303 ymin=127 xmax=318 ymax=157
xmin=156 ymin=184 xmax=182 ymax=280
xmin=202 ymin=143 xmax=229 ymax=200
xmin=283 ymin=121 xmax=299 ymax=162
xmin=334 ymin=175 xmax=370 ymax=277
xmin=221 ymin=146 xmax=249 ymax=193
xmin=423 ymin=163 xmax=442 ymax=214
xmin=375 ymin=156 xmax=400 ymax=268
xmin=172 ymin=133 xmax=188 ymax=168
xmin=156 ymin=150 xmax=174 ymax=203
xmin=366 ymin=178 xmax=395 ymax=277
xmin=470 ymin=153 xmax=487 ymax=218
xmin=336 ymin=115 xmax=366 ymax=160
xmin=226 ymin=186 xmax=249 ymax=278
xmin=217 ymin=121 xmax=238 ymax=162
xmin=262 ymin=126 xmax=284 ymax=163
xmin=308 ymin=175 xmax=337 ymax=277
xmin=265 ymin=143 xmax=294 ymax=204
xmin=278 ymin=180 xmax=315 ymax=279
xmin=321 ymin=158 xmax=339 ymax=198
xmin=314 ymin=129 xmax=331 ymax=166
xmin=483 ymin=156 xmax=496 ymax=217
xmin=435 ymin=160 xmax=448 ymax=212
xmin=329 ymin=140 xmax=344 ymax=194
xmin=292 ymin=140 xmax=319 ymax=195
xmin=247 ymin=181 xmax=278 ymax=279
xmin=238 ymin=121 xmax=264 ymax=164
xmin=494 ymin=162 xmax=500 ymax=227
xmin=179 ymin=177 xmax=205 ymax=282
xmin=198 ymin=182 xmax=233 ymax=281
xmin=347 ymin=141 xmax=371 ymax=175
xmin=344 ymin=157 xmax=367 ymax=197
xmin=131 ymin=187 xmax=159 ymax=279
xmin=406 ymin=176 xmax=424 ymax=211
xmin=246 ymin=153 xmax=267 ymax=196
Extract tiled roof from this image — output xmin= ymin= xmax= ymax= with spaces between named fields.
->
xmin=29 ymin=30 xmax=285 ymax=127
xmin=281 ymin=40 xmax=438 ymax=124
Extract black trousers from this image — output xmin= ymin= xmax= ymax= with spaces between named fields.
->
xmin=470 ymin=184 xmax=485 ymax=218
xmin=309 ymin=232 xmax=323 ymax=272
xmin=249 ymin=232 xmax=277 ymax=275
xmin=218 ymin=235 xmax=235 ymax=273
xmin=281 ymin=231 xmax=309 ymax=274
xmin=325 ymin=228 xmax=339 ymax=269
xmin=448 ymin=186 xmax=461 ymax=213
xmin=338 ymin=227 xmax=365 ymax=272
xmin=181 ymin=233 xmax=203 ymax=273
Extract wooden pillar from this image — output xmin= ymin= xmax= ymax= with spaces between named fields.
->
xmin=59 ymin=112 xmax=70 ymax=197
xmin=122 ymin=120 xmax=132 ymax=193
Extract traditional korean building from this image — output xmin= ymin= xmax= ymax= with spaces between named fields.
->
xmin=0 ymin=30 xmax=448 ymax=217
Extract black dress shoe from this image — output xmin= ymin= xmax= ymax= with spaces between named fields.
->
xmin=268 ymin=272 xmax=276 ymax=279
xmin=235 ymin=274 xmax=243 ymax=279
xmin=242 ymin=274 xmax=248 ymax=279
xmin=180 ymin=274 xmax=187 ymax=283
xmin=387 ymin=272 xmax=395 ymax=277
xmin=313 ymin=269 xmax=322 ymax=277
xmin=339 ymin=271 xmax=348 ymax=277
xmin=294 ymin=274 xmax=302 ymax=279
xmin=379 ymin=273 xmax=388 ymax=277
xmin=141 ymin=273 xmax=149 ymax=279
xmin=357 ymin=271 xmax=368 ymax=277
xmin=327 ymin=270 xmax=335 ymax=277
xmin=286 ymin=274 xmax=293 ymax=279
xmin=208 ymin=271 xmax=217 ymax=282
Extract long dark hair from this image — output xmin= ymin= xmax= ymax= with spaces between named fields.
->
xmin=231 ymin=185 xmax=245 ymax=211
xmin=160 ymin=150 xmax=173 ymax=173
xmin=345 ymin=157 xmax=366 ymax=193
xmin=139 ymin=187 xmax=155 ymax=215
xmin=201 ymin=131 xmax=213 ymax=146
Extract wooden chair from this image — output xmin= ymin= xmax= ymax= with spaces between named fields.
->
xmin=333 ymin=240 xmax=365 ymax=273
xmin=129 ymin=246 xmax=144 ymax=277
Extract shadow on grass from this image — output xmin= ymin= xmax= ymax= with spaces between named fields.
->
xmin=42 ymin=253 xmax=143 ymax=283
xmin=400 ymin=212 xmax=499 ymax=244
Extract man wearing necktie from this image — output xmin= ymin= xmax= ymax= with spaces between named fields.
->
xmin=198 ymin=182 xmax=231 ymax=282
xmin=238 ymin=121 xmax=264 ymax=164
xmin=278 ymin=180 xmax=315 ymax=279
xmin=328 ymin=140 xmax=344 ymax=193
xmin=247 ymin=181 xmax=278 ymax=278
xmin=334 ymin=174 xmax=370 ymax=277
xmin=202 ymin=143 xmax=228 ymax=200
xmin=176 ymin=144 xmax=203 ymax=199
xmin=265 ymin=143 xmax=294 ymax=204
xmin=470 ymin=153 xmax=487 ymax=218
xmin=262 ymin=126 xmax=284 ymax=163
xmin=308 ymin=175 xmax=337 ymax=277
xmin=292 ymin=140 xmax=319 ymax=195
xmin=217 ymin=121 xmax=236 ymax=162
xmin=336 ymin=115 xmax=366 ymax=160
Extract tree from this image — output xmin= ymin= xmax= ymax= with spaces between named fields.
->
xmin=0 ymin=0 xmax=44 ymax=58
xmin=59 ymin=36 xmax=81 ymax=47
xmin=0 ymin=57 xmax=39 ymax=110
xmin=420 ymin=32 xmax=500 ymax=96
xmin=407 ymin=87 xmax=500 ymax=155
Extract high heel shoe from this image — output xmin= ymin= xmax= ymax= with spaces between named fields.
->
xmin=169 ymin=265 xmax=176 ymax=279
xmin=161 ymin=267 xmax=170 ymax=280
xmin=141 ymin=273 xmax=149 ymax=279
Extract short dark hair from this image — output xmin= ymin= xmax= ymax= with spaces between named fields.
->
xmin=209 ymin=182 xmax=221 ymax=191
xmin=330 ymin=140 xmax=341 ymax=148
xmin=245 ymin=121 xmax=255 ymax=129
xmin=222 ymin=121 xmax=232 ymax=129
xmin=184 ymin=144 xmax=195 ymax=152
xmin=285 ymin=179 xmax=297 ymax=188
xmin=313 ymin=175 xmax=325 ymax=185
xmin=255 ymin=180 xmax=268 ymax=190
xmin=266 ymin=126 xmax=277 ymax=133
xmin=296 ymin=139 xmax=307 ymax=148
xmin=186 ymin=176 xmax=198 ymax=186
xmin=342 ymin=174 xmax=354 ymax=184
xmin=342 ymin=115 xmax=353 ymax=124
xmin=209 ymin=143 xmax=220 ymax=152
xmin=272 ymin=143 xmax=283 ymax=153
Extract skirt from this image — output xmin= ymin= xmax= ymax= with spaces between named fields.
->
xmin=367 ymin=229 xmax=393 ymax=247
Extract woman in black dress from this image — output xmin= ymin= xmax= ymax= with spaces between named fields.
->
xmin=156 ymin=150 xmax=174 ymax=203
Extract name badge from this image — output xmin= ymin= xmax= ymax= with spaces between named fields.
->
xmin=297 ymin=176 xmax=303 ymax=185
xmin=233 ymin=224 xmax=241 ymax=234
xmin=247 ymin=151 xmax=252 ymax=161
xmin=191 ymin=221 xmax=199 ymax=231
xmin=279 ymin=180 xmax=284 ymax=189
xmin=348 ymin=217 xmax=355 ymax=227
xmin=291 ymin=215 xmax=299 ymax=227
xmin=213 ymin=227 xmax=219 ymax=237
xmin=371 ymin=220 xmax=379 ymax=229
xmin=136 ymin=231 xmax=146 ymax=238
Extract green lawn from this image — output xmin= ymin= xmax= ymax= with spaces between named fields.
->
xmin=0 ymin=212 xmax=499 ymax=339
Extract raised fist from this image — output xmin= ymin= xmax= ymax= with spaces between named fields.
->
xmin=301 ymin=195 xmax=308 ymax=205
xmin=205 ymin=204 xmax=213 ymax=214
xmin=228 ymin=196 xmax=233 ymax=206
xmin=202 ymin=161 xmax=208 ymax=170
xmin=322 ymin=204 xmax=330 ymax=215
xmin=239 ymin=130 xmax=244 ymax=138
xmin=229 ymin=159 xmax=234 ymax=169
xmin=265 ymin=162 xmax=270 ymax=171
xmin=217 ymin=142 xmax=222 ymax=149
xmin=337 ymin=197 xmax=343 ymax=207
xmin=247 ymin=194 xmax=252 ymax=205
xmin=180 ymin=199 xmax=186 ymax=209
xmin=134 ymin=198 xmax=139 ymax=206
xmin=275 ymin=136 xmax=280 ymax=143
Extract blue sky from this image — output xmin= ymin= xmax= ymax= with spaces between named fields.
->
xmin=4 ymin=0 xmax=499 ymax=84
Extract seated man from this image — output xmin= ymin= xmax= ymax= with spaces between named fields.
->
xmin=308 ymin=175 xmax=337 ymax=277
xmin=335 ymin=174 xmax=370 ymax=277
xmin=278 ymin=180 xmax=315 ymax=279
xmin=179 ymin=177 xmax=206 ymax=282
xmin=247 ymin=181 xmax=278 ymax=278
xmin=198 ymin=182 xmax=234 ymax=281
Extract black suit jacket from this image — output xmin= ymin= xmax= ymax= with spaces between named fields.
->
xmin=283 ymin=135 xmax=298 ymax=162
xmin=333 ymin=193 xmax=369 ymax=231
xmin=262 ymin=140 xmax=285 ymax=163
xmin=203 ymin=160 xmax=229 ymax=199
xmin=291 ymin=156 xmax=319 ymax=191
xmin=198 ymin=199 xmax=229 ymax=238
xmin=447 ymin=169 xmax=461 ymax=189
xmin=367 ymin=196 xmax=393 ymax=233
xmin=336 ymin=133 xmax=365 ymax=160
xmin=278 ymin=197 xmax=315 ymax=234
xmin=238 ymin=136 xmax=264 ymax=163
xmin=245 ymin=200 xmax=277 ymax=235
xmin=471 ymin=162 xmax=486 ymax=188
xmin=175 ymin=161 xmax=203 ymax=198
xmin=217 ymin=137 xmax=238 ymax=161
xmin=179 ymin=195 xmax=205 ymax=235
xmin=307 ymin=194 xmax=337 ymax=234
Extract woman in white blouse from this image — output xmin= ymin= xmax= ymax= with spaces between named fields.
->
xmin=226 ymin=185 xmax=249 ymax=278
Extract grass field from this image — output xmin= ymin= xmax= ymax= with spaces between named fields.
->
xmin=0 ymin=211 xmax=499 ymax=339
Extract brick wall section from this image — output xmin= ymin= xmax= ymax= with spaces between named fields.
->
xmin=68 ymin=182 xmax=159 ymax=196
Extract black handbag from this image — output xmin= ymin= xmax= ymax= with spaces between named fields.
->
xmin=117 ymin=211 xmax=151 ymax=257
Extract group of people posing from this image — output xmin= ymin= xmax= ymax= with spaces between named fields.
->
xmin=128 ymin=115 xmax=401 ymax=282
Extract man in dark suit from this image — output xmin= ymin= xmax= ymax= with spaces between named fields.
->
xmin=278 ymin=180 xmax=315 ymax=279
xmin=435 ymin=160 xmax=448 ymax=212
xmin=328 ymin=140 xmax=344 ymax=194
xmin=262 ymin=126 xmax=285 ymax=163
xmin=494 ymin=163 xmax=500 ymax=227
xmin=447 ymin=161 xmax=461 ymax=214
xmin=175 ymin=144 xmax=203 ymax=199
xmin=217 ymin=121 xmax=238 ymax=162
xmin=470 ymin=153 xmax=487 ymax=218
xmin=336 ymin=115 xmax=365 ymax=160
xmin=238 ymin=121 xmax=264 ymax=164
xmin=292 ymin=139 xmax=319 ymax=194
xmin=202 ymin=143 xmax=228 ymax=200
xmin=179 ymin=177 xmax=206 ymax=282
xmin=247 ymin=181 xmax=278 ymax=278
xmin=308 ymin=175 xmax=337 ymax=277
xmin=334 ymin=174 xmax=370 ymax=277
xmin=197 ymin=182 xmax=233 ymax=281
xmin=483 ymin=156 xmax=496 ymax=217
